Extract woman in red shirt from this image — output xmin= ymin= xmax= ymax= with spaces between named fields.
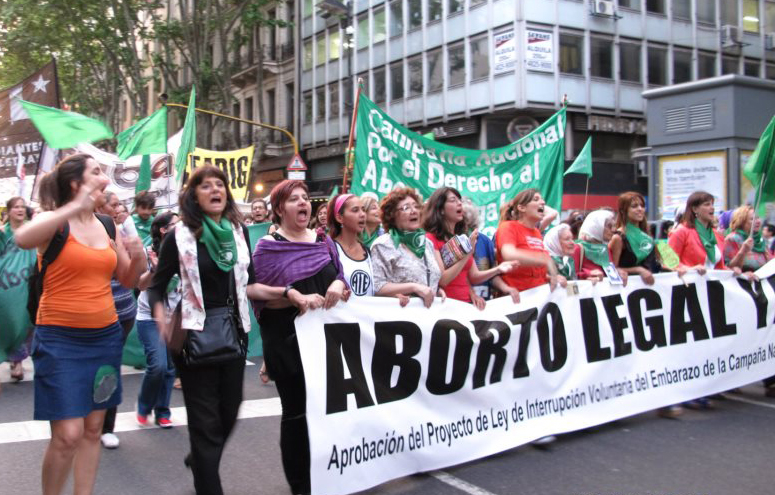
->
xmin=495 ymin=188 xmax=566 ymax=292
xmin=423 ymin=187 xmax=518 ymax=309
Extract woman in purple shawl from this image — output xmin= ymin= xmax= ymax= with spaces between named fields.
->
xmin=253 ymin=180 xmax=349 ymax=495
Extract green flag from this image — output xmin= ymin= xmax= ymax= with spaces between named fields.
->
xmin=564 ymin=137 xmax=593 ymax=178
xmin=328 ymin=185 xmax=339 ymax=201
xmin=744 ymin=115 xmax=775 ymax=215
xmin=117 ymin=107 xmax=168 ymax=160
xmin=18 ymin=100 xmax=113 ymax=149
xmin=423 ymin=132 xmax=435 ymax=141
xmin=135 ymin=155 xmax=152 ymax=193
xmin=175 ymin=87 xmax=197 ymax=179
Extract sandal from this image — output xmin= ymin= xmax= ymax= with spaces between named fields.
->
xmin=259 ymin=361 xmax=271 ymax=384
xmin=10 ymin=362 xmax=24 ymax=382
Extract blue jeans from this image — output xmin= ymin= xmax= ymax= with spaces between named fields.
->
xmin=136 ymin=319 xmax=175 ymax=419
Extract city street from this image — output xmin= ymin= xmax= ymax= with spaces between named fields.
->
xmin=1 ymin=358 xmax=774 ymax=495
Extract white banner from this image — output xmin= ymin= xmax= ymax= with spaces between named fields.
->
xmin=296 ymin=263 xmax=775 ymax=495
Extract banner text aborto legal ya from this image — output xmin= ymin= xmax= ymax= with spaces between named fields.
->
xmin=351 ymin=94 xmax=566 ymax=235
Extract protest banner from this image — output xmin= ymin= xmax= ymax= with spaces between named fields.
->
xmin=296 ymin=262 xmax=775 ymax=495
xmin=350 ymin=94 xmax=565 ymax=236
xmin=0 ymin=228 xmax=36 ymax=361
xmin=182 ymin=146 xmax=255 ymax=201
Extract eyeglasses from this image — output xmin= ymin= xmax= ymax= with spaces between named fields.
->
xmin=398 ymin=203 xmax=420 ymax=213
xmin=445 ymin=196 xmax=462 ymax=204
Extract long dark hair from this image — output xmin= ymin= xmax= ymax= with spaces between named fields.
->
xmin=422 ymin=187 xmax=464 ymax=241
xmin=614 ymin=191 xmax=648 ymax=232
xmin=681 ymin=191 xmax=715 ymax=228
xmin=178 ymin=165 xmax=242 ymax=238
xmin=500 ymin=188 xmax=539 ymax=222
xmin=327 ymin=193 xmax=360 ymax=238
xmin=151 ymin=212 xmax=178 ymax=254
xmin=37 ymin=153 xmax=92 ymax=211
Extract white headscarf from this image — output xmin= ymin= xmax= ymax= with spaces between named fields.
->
xmin=579 ymin=209 xmax=614 ymax=243
xmin=543 ymin=223 xmax=571 ymax=258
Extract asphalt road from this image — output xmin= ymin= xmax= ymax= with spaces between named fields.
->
xmin=1 ymin=358 xmax=774 ymax=495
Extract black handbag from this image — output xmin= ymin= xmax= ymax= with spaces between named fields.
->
xmin=181 ymin=271 xmax=247 ymax=367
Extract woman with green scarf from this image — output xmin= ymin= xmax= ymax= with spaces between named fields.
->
xmin=359 ymin=195 xmax=384 ymax=248
xmin=723 ymin=205 xmax=772 ymax=272
xmin=573 ymin=209 xmax=627 ymax=283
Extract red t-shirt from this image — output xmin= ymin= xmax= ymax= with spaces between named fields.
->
xmin=427 ymin=232 xmax=473 ymax=302
xmin=495 ymin=220 xmax=548 ymax=291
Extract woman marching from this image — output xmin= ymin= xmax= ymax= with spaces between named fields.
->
xmin=14 ymin=154 xmax=146 ymax=495
xmin=252 ymin=179 xmax=349 ymax=495
xmin=359 ymin=195 xmax=384 ymax=248
xmin=328 ymin=193 xmax=374 ymax=297
xmin=574 ymin=209 xmax=625 ymax=283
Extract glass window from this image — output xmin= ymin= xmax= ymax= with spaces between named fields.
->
xmin=303 ymin=39 xmax=313 ymax=70
xmin=390 ymin=0 xmax=403 ymax=37
xmin=618 ymin=0 xmax=640 ymax=10
xmin=722 ymin=56 xmax=738 ymax=74
xmin=316 ymin=36 xmax=326 ymax=65
xmin=315 ymin=87 xmax=325 ymax=121
xmin=428 ymin=49 xmax=443 ymax=92
xmin=374 ymin=67 xmax=387 ymax=103
xmin=408 ymin=55 xmax=423 ymax=96
xmin=721 ymin=1 xmax=738 ymax=25
xmin=744 ymin=0 xmax=760 ymax=33
xmin=390 ymin=62 xmax=404 ymax=100
xmin=357 ymin=14 xmax=369 ymax=50
xmin=590 ymin=38 xmax=613 ymax=79
xmin=449 ymin=43 xmax=465 ymax=86
xmin=449 ymin=0 xmax=463 ymax=15
xmin=767 ymin=64 xmax=775 ymax=80
xmin=303 ymin=92 xmax=312 ymax=124
xmin=673 ymin=50 xmax=692 ymax=83
xmin=303 ymin=0 xmax=313 ymax=17
xmin=409 ymin=0 xmax=422 ymax=30
xmin=767 ymin=1 xmax=775 ymax=32
xmin=374 ymin=8 xmax=386 ymax=43
xmin=646 ymin=0 xmax=665 ymax=14
xmin=471 ymin=0 xmax=486 ymax=6
xmin=560 ymin=34 xmax=584 ymax=75
xmin=329 ymin=30 xmax=341 ymax=61
xmin=647 ymin=46 xmax=667 ymax=85
xmin=696 ymin=0 xmax=716 ymax=23
xmin=471 ymin=36 xmax=489 ymax=80
xmin=358 ymin=72 xmax=369 ymax=99
xmin=619 ymin=42 xmax=641 ymax=83
xmin=745 ymin=59 xmax=760 ymax=76
xmin=330 ymin=83 xmax=339 ymax=117
xmin=429 ymin=0 xmax=442 ymax=22
xmin=698 ymin=51 xmax=716 ymax=79
xmin=344 ymin=78 xmax=354 ymax=108
xmin=672 ymin=0 xmax=690 ymax=19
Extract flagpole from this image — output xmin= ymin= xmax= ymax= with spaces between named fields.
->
xmin=342 ymin=78 xmax=364 ymax=194
xmin=750 ymin=170 xmax=766 ymax=238
xmin=583 ymin=176 xmax=590 ymax=213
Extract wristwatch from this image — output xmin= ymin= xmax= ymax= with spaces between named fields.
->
xmin=283 ymin=285 xmax=293 ymax=298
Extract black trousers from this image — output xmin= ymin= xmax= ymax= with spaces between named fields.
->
xmin=177 ymin=356 xmax=245 ymax=495
xmin=102 ymin=318 xmax=135 ymax=434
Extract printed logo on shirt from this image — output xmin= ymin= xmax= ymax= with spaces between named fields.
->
xmin=526 ymin=236 xmax=545 ymax=251
xmin=349 ymin=270 xmax=372 ymax=296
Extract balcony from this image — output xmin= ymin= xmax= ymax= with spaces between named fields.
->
xmin=238 ymin=128 xmax=294 ymax=156
xmin=231 ymin=42 xmax=295 ymax=88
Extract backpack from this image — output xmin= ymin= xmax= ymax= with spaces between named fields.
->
xmin=27 ymin=213 xmax=117 ymax=325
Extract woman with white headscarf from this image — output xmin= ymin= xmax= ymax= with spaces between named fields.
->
xmin=573 ymin=209 xmax=627 ymax=283
xmin=543 ymin=223 xmax=577 ymax=280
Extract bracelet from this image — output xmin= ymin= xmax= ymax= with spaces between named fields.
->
xmin=283 ymin=285 xmax=293 ymax=298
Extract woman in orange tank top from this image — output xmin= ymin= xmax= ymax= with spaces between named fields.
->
xmin=15 ymin=154 xmax=146 ymax=495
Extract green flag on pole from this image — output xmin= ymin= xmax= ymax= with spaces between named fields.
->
xmin=175 ymin=87 xmax=197 ymax=179
xmin=135 ymin=155 xmax=152 ymax=193
xmin=117 ymin=107 xmax=168 ymax=160
xmin=328 ymin=185 xmax=339 ymax=201
xmin=564 ymin=137 xmax=593 ymax=178
xmin=18 ymin=100 xmax=113 ymax=149
xmin=423 ymin=132 xmax=435 ymax=141
xmin=743 ymin=115 xmax=775 ymax=215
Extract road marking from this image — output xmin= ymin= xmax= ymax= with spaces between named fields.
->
xmin=726 ymin=395 xmax=775 ymax=410
xmin=0 ymin=397 xmax=281 ymax=445
xmin=430 ymin=471 xmax=499 ymax=495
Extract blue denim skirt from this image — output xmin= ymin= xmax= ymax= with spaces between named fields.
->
xmin=32 ymin=321 xmax=123 ymax=421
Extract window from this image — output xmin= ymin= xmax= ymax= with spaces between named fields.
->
xmin=245 ymin=97 xmax=254 ymax=122
xmin=303 ymin=0 xmax=313 ymax=17
xmin=357 ymin=13 xmax=369 ymax=50
xmin=619 ymin=42 xmax=641 ymax=83
xmin=409 ymin=0 xmax=422 ymax=29
xmin=449 ymin=43 xmax=465 ymax=86
xmin=303 ymin=91 xmax=312 ymax=124
xmin=303 ymin=39 xmax=313 ymax=70
xmin=767 ymin=1 xmax=775 ymax=32
xmin=390 ymin=0 xmax=403 ymax=37
xmin=390 ymin=62 xmax=404 ymax=100
xmin=471 ymin=0 xmax=486 ymax=6
xmin=696 ymin=0 xmax=715 ymax=23
xmin=428 ymin=0 xmax=442 ymax=22
xmin=316 ymin=36 xmax=326 ymax=65
xmin=618 ymin=0 xmax=640 ymax=10
xmin=374 ymin=8 xmax=386 ymax=43
xmin=471 ymin=36 xmax=489 ymax=80
xmin=408 ymin=55 xmax=423 ymax=96
xmin=374 ymin=67 xmax=387 ymax=103
xmin=744 ymin=0 xmax=760 ymax=32
xmin=673 ymin=50 xmax=692 ymax=83
xmin=428 ymin=49 xmax=443 ymax=92
xmin=560 ymin=34 xmax=584 ymax=75
xmin=285 ymin=83 xmax=294 ymax=129
xmin=590 ymin=38 xmax=613 ymax=79
xmin=344 ymin=78 xmax=354 ymax=109
xmin=698 ymin=52 xmax=716 ymax=79
xmin=722 ymin=57 xmax=738 ymax=74
xmin=449 ymin=0 xmax=463 ymax=15
xmin=315 ymin=87 xmax=326 ymax=121
xmin=767 ymin=64 xmax=775 ymax=80
xmin=329 ymin=83 xmax=339 ymax=117
xmin=646 ymin=0 xmax=665 ymax=14
xmin=672 ymin=0 xmax=690 ymax=19
xmin=647 ymin=46 xmax=667 ymax=85
xmin=329 ymin=30 xmax=341 ymax=61
xmin=745 ymin=59 xmax=760 ymax=76
xmin=721 ymin=1 xmax=738 ymax=25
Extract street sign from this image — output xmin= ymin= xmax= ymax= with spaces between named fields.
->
xmin=287 ymin=153 xmax=308 ymax=171
xmin=288 ymin=170 xmax=306 ymax=180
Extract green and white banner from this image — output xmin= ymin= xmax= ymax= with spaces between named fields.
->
xmin=351 ymin=95 xmax=566 ymax=236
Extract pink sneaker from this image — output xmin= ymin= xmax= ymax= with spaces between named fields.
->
xmin=156 ymin=417 xmax=173 ymax=429
xmin=136 ymin=413 xmax=149 ymax=426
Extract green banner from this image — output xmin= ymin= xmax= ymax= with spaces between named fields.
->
xmin=246 ymin=222 xmax=272 ymax=357
xmin=0 ymin=228 xmax=35 ymax=361
xmin=351 ymin=95 xmax=566 ymax=236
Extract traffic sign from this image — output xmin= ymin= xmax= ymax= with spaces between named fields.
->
xmin=286 ymin=153 xmax=308 ymax=171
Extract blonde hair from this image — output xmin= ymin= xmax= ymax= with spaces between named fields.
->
xmin=729 ymin=205 xmax=753 ymax=232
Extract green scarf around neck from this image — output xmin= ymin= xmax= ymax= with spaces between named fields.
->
xmin=694 ymin=219 xmax=717 ymax=264
xmin=360 ymin=227 xmax=380 ymax=248
xmin=133 ymin=213 xmax=154 ymax=247
xmin=200 ymin=216 xmax=238 ymax=271
xmin=625 ymin=223 xmax=655 ymax=265
xmin=389 ymin=228 xmax=427 ymax=258
xmin=577 ymin=239 xmax=610 ymax=267
xmin=735 ymin=229 xmax=766 ymax=253
xmin=551 ymin=255 xmax=576 ymax=280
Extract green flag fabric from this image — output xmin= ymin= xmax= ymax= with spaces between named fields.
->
xmin=19 ymin=100 xmax=113 ymax=149
xmin=744 ymin=115 xmax=775 ymax=215
xmin=0 ymin=228 xmax=36 ymax=361
xmin=245 ymin=222 xmax=272 ymax=357
xmin=135 ymin=155 xmax=152 ymax=193
xmin=175 ymin=87 xmax=197 ymax=179
xmin=564 ymin=137 xmax=593 ymax=178
xmin=117 ymin=107 xmax=168 ymax=160
xmin=351 ymin=94 xmax=566 ymax=236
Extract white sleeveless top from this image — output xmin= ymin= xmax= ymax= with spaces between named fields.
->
xmin=335 ymin=240 xmax=374 ymax=297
